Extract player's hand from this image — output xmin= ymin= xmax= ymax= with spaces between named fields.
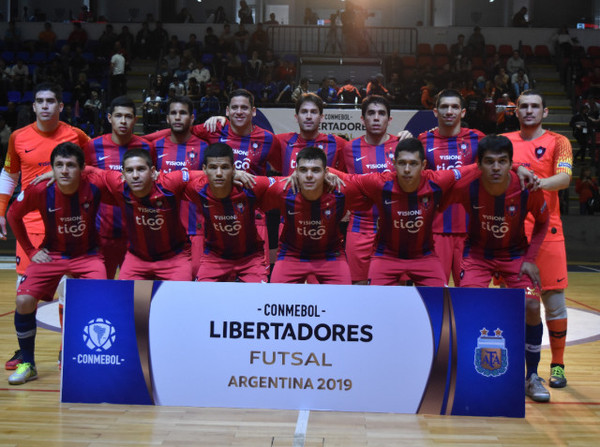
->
xmin=516 ymin=166 xmax=540 ymax=191
xmin=233 ymin=170 xmax=256 ymax=188
xmin=31 ymin=170 xmax=55 ymax=186
xmin=0 ymin=216 xmax=7 ymax=240
xmin=31 ymin=248 xmax=52 ymax=264
xmin=283 ymin=172 xmax=299 ymax=193
xmin=325 ymin=172 xmax=345 ymax=192
xmin=204 ymin=116 xmax=226 ymax=132
xmin=519 ymin=261 xmax=541 ymax=288
xmin=396 ymin=130 xmax=414 ymax=140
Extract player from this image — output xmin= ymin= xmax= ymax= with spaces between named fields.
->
xmin=265 ymin=146 xmax=367 ymax=284
xmin=504 ymin=89 xmax=573 ymax=389
xmin=83 ymin=96 xmax=154 ymax=279
xmin=444 ymin=134 xmax=550 ymax=401
xmin=418 ymin=89 xmax=485 ymax=285
xmin=6 ymin=142 xmax=106 ymax=385
xmin=272 ymin=93 xmax=345 ymax=175
xmin=0 ymin=82 xmax=90 ymax=370
xmin=184 ymin=143 xmax=269 ymax=282
xmin=151 ymin=96 xmax=209 ymax=275
xmin=340 ymin=95 xmax=401 ymax=284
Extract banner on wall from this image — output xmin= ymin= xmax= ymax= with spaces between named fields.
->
xmin=61 ymin=280 xmax=525 ymax=418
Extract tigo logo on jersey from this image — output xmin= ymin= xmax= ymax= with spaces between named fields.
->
xmin=474 ymin=327 xmax=508 ymax=377
xmin=84 ymin=318 xmax=116 ymax=351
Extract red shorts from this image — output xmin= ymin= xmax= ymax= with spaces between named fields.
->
xmin=256 ymin=212 xmax=270 ymax=266
xmin=118 ymin=250 xmax=192 ymax=281
xmin=345 ymin=231 xmax=376 ymax=282
xmin=460 ymin=255 xmax=541 ymax=300
xmin=15 ymin=233 xmax=45 ymax=275
xmin=17 ymin=253 xmax=107 ymax=301
xmin=99 ymin=236 xmax=128 ymax=279
xmin=196 ymin=251 xmax=268 ymax=282
xmin=190 ymin=234 xmax=204 ymax=278
xmin=270 ymin=257 xmax=352 ymax=284
xmin=534 ymin=240 xmax=568 ymax=291
xmin=433 ymin=233 xmax=466 ymax=286
xmin=368 ymin=254 xmax=446 ymax=287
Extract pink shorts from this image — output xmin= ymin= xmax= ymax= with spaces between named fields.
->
xmin=99 ymin=236 xmax=128 ymax=279
xmin=368 ymin=254 xmax=446 ymax=287
xmin=345 ymin=231 xmax=376 ymax=282
xmin=118 ymin=250 xmax=192 ymax=281
xmin=190 ymin=234 xmax=204 ymax=278
xmin=460 ymin=255 xmax=541 ymax=300
xmin=270 ymin=257 xmax=352 ymax=284
xmin=15 ymin=233 xmax=45 ymax=275
xmin=17 ymin=253 xmax=107 ymax=301
xmin=433 ymin=233 xmax=466 ymax=286
xmin=196 ymin=251 xmax=269 ymax=282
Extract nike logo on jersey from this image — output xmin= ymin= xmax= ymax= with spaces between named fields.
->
xmin=25 ymin=148 xmax=36 ymax=153
xmin=355 ymin=156 xmax=367 ymax=161
xmin=203 ymin=204 xmax=214 ymax=208
xmin=472 ymin=205 xmax=485 ymax=209
xmin=99 ymin=155 xmax=110 ymax=161
xmin=427 ymin=146 xmax=441 ymax=152
xmin=384 ymin=200 xmax=397 ymax=205
xmin=48 ymin=207 xmax=62 ymax=213
xmin=157 ymin=154 xmax=167 ymax=158
xmin=288 ymin=211 xmax=301 ymax=215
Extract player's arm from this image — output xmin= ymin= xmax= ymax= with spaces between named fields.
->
xmin=539 ymin=173 xmax=570 ymax=191
xmin=144 ymin=128 xmax=170 ymax=142
xmin=540 ymin=135 xmax=573 ymax=191
xmin=0 ymin=133 xmax=22 ymax=238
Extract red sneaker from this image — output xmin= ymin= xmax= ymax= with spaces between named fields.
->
xmin=5 ymin=350 xmax=23 ymax=370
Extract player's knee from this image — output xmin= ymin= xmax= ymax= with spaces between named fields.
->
xmin=525 ymin=298 xmax=541 ymax=325
xmin=16 ymin=294 xmax=37 ymax=314
xmin=542 ymin=290 xmax=567 ymax=320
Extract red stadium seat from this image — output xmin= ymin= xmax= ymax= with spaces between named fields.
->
xmin=520 ymin=45 xmax=533 ymax=60
xmin=485 ymin=44 xmax=496 ymax=58
xmin=433 ymin=43 xmax=449 ymax=56
xmin=498 ymin=44 xmax=513 ymax=58
xmin=417 ymin=43 xmax=432 ymax=56
xmin=402 ymin=55 xmax=416 ymax=67
xmin=588 ymin=46 xmax=600 ymax=58
xmin=534 ymin=45 xmax=552 ymax=62
xmin=435 ymin=55 xmax=449 ymax=68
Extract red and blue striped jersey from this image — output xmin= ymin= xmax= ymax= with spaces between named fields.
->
xmin=152 ymin=134 xmax=209 ymax=236
xmin=340 ymin=134 xmax=399 ymax=233
xmin=7 ymin=180 xmax=101 ymax=259
xmin=273 ymin=132 xmax=345 ymax=175
xmin=346 ymin=166 xmax=478 ymax=259
xmin=260 ymin=180 xmax=368 ymax=261
xmin=85 ymin=168 xmax=190 ymax=261
xmin=419 ymin=127 xmax=485 ymax=234
xmin=184 ymin=175 xmax=272 ymax=259
xmin=83 ymin=134 xmax=155 ymax=240
xmin=443 ymin=171 xmax=549 ymax=261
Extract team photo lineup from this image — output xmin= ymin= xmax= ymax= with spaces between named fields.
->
xmin=0 ymin=81 xmax=572 ymax=404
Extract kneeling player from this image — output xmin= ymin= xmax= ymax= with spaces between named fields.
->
xmin=443 ymin=135 xmax=550 ymax=402
xmin=7 ymin=143 xmax=106 ymax=385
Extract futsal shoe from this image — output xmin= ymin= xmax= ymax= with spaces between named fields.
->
xmin=8 ymin=362 xmax=38 ymax=385
xmin=525 ymin=373 xmax=550 ymax=402
xmin=549 ymin=365 xmax=567 ymax=388
xmin=5 ymin=350 xmax=23 ymax=370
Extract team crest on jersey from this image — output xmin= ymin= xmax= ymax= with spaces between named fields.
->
xmin=474 ymin=327 xmax=508 ymax=377
xmin=506 ymin=204 xmax=517 ymax=217
xmin=236 ymin=202 xmax=245 ymax=213
xmin=324 ymin=208 xmax=332 ymax=219
xmin=317 ymin=144 xmax=324 ymax=150
xmin=156 ymin=200 xmax=163 ymax=208
xmin=83 ymin=202 xmax=90 ymax=210
xmin=187 ymin=150 xmax=196 ymax=161
xmin=535 ymin=146 xmax=546 ymax=159
xmin=421 ymin=197 xmax=430 ymax=209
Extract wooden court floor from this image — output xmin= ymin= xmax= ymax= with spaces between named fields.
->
xmin=1 ymin=268 xmax=599 ymax=447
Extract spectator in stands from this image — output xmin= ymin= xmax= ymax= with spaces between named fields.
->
xmin=73 ymin=72 xmax=91 ymax=106
xmin=198 ymin=86 xmax=221 ymax=121
xmin=338 ymin=80 xmax=361 ymax=104
xmin=494 ymin=67 xmax=510 ymax=96
xmin=511 ymin=68 xmax=530 ymax=96
xmin=173 ymin=61 xmax=190 ymax=83
xmin=238 ymin=1 xmax=254 ymax=24
xmin=420 ymin=77 xmax=435 ymax=109
xmin=512 ymin=7 xmax=529 ymax=27
xmin=275 ymin=79 xmax=295 ymax=104
xmin=486 ymin=52 xmax=502 ymax=78
xmin=152 ymin=73 xmax=169 ymax=98
xmin=99 ymin=24 xmax=118 ymax=58
xmin=211 ymin=6 xmax=228 ymax=24
xmin=143 ymin=88 xmax=163 ymax=126
xmin=553 ymin=26 xmax=575 ymax=59
xmin=135 ymin=22 xmax=152 ymax=60
xmin=186 ymin=77 xmax=202 ymax=101
xmin=167 ymin=35 xmax=182 ymax=55
xmin=234 ymin=24 xmax=250 ymax=55
xmin=4 ymin=20 xmax=22 ymax=51
xmin=570 ymin=103 xmax=596 ymax=163
xmin=366 ymin=73 xmax=392 ymax=100
xmin=467 ymin=26 xmax=485 ymax=59
xmin=150 ymin=21 xmax=170 ymax=58
xmin=262 ymin=49 xmax=279 ymax=78
xmin=37 ymin=22 xmax=56 ymax=52
xmin=118 ymin=26 xmax=135 ymax=60
xmin=249 ymin=23 xmax=269 ymax=57
xmin=83 ymin=90 xmax=103 ymax=135
xmin=276 ymin=59 xmax=296 ymax=83
xmin=576 ymin=166 xmax=599 ymax=215
xmin=165 ymin=48 xmax=181 ymax=75
xmin=224 ymin=51 xmax=243 ymax=79
xmin=109 ymin=42 xmax=127 ymax=100
xmin=291 ymin=77 xmax=310 ymax=102
xmin=187 ymin=61 xmax=211 ymax=90
xmin=304 ymin=7 xmax=319 ymax=25
xmin=496 ymin=93 xmax=518 ymax=133
xmin=176 ymin=7 xmax=194 ymax=23
xmin=168 ymin=78 xmax=186 ymax=97
xmin=258 ymin=72 xmax=278 ymax=104
xmin=8 ymin=59 xmax=29 ymax=92
xmin=204 ymin=27 xmax=219 ymax=54
xmin=78 ymin=5 xmax=93 ymax=22
xmin=223 ymin=74 xmax=242 ymax=101
xmin=324 ymin=13 xmax=343 ymax=55
xmin=205 ymin=75 xmax=222 ymax=99
xmin=506 ymin=50 xmax=526 ymax=76
xmin=220 ymin=24 xmax=235 ymax=53
xmin=317 ymin=78 xmax=338 ymax=103
xmin=450 ymin=34 xmax=468 ymax=65
xmin=265 ymin=13 xmax=279 ymax=26
xmin=388 ymin=72 xmax=406 ymax=105
xmin=183 ymin=33 xmax=202 ymax=62
xmin=245 ymin=50 xmax=263 ymax=81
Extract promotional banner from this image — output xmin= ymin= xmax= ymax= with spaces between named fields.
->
xmin=61 ymin=280 xmax=525 ymax=418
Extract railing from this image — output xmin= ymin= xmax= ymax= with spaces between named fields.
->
xmin=267 ymin=26 xmax=417 ymax=58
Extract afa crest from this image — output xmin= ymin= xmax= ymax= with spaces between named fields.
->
xmin=474 ymin=327 xmax=508 ymax=377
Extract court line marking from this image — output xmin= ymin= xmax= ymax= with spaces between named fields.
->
xmin=293 ymin=410 xmax=310 ymax=447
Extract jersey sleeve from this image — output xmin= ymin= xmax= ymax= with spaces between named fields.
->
xmin=191 ymin=123 xmax=216 ymax=141
xmin=144 ymin=128 xmax=171 ymax=142
xmin=157 ymin=170 xmax=190 ymax=196
xmin=256 ymin=177 xmax=285 ymax=212
xmin=3 ymin=132 xmax=21 ymax=174
xmin=553 ymin=134 xmax=573 ymax=177
xmin=268 ymin=134 xmax=284 ymax=173
xmin=75 ymin=126 xmax=91 ymax=147
xmin=83 ymin=139 xmax=97 ymax=167
xmin=6 ymin=185 xmax=41 ymax=257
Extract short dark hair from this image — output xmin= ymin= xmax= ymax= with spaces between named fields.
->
xmin=34 ymin=82 xmax=63 ymax=103
xmin=123 ymin=148 xmax=153 ymax=168
xmin=295 ymin=93 xmax=323 ymax=114
xmin=394 ymin=138 xmax=425 ymax=161
xmin=109 ymin=95 xmax=136 ymax=115
xmin=167 ymin=95 xmax=194 ymax=115
xmin=361 ymin=95 xmax=390 ymax=118
xmin=203 ymin=143 xmax=234 ymax=166
xmin=228 ymin=89 xmax=255 ymax=108
xmin=517 ymin=89 xmax=546 ymax=108
xmin=477 ymin=134 xmax=513 ymax=164
xmin=296 ymin=146 xmax=326 ymax=168
xmin=51 ymin=142 xmax=84 ymax=168
xmin=435 ymin=89 xmax=464 ymax=109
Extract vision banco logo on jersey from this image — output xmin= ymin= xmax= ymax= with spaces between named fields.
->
xmin=83 ymin=318 xmax=116 ymax=352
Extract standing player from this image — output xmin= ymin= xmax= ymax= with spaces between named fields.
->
xmin=6 ymin=143 xmax=106 ymax=385
xmin=340 ymin=95 xmax=401 ymax=284
xmin=151 ymin=96 xmax=209 ymax=276
xmin=418 ymin=89 xmax=485 ymax=285
xmin=444 ymin=135 xmax=551 ymax=401
xmin=504 ymin=90 xmax=573 ymax=389
xmin=83 ymin=96 xmax=154 ymax=279
xmin=0 ymin=82 xmax=89 ymax=370
xmin=272 ymin=93 xmax=345 ymax=175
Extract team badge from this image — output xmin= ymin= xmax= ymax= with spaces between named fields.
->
xmin=535 ymin=146 xmax=546 ymax=159
xmin=252 ymin=142 xmax=259 ymax=149
xmin=506 ymin=204 xmax=517 ymax=217
xmin=236 ymin=202 xmax=245 ymax=213
xmin=474 ymin=328 xmax=508 ymax=377
xmin=324 ymin=208 xmax=332 ymax=219
xmin=83 ymin=202 xmax=90 ymax=210
xmin=187 ymin=150 xmax=196 ymax=161
xmin=156 ymin=200 xmax=163 ymax=208
xmin=317 ymin=144 xmax=323 ymax=150
xmin=421 ymin=196 xmax=430 ymax=209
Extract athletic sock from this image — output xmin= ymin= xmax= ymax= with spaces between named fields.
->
xmin=14 ymin=311 xmax=37 ymax=365
xmin=525 ymin=323 xmax=543 ymax=379
xmin=546 ymin=318 xmax=567 ymax=366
